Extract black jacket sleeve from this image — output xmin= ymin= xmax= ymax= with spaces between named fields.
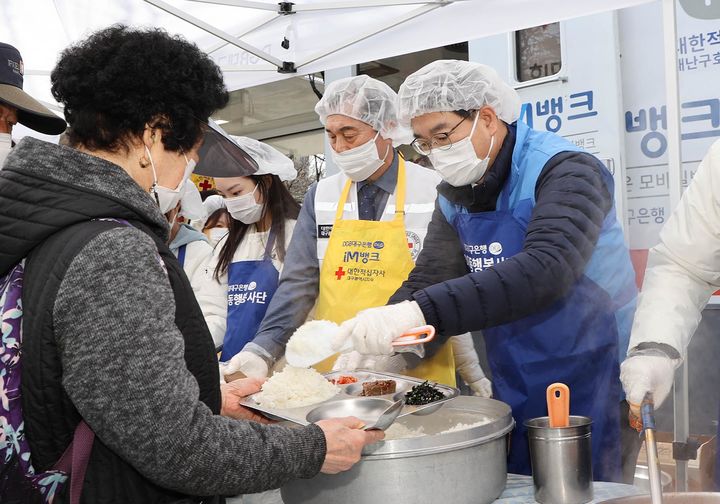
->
xmin=412 ymin=151 xmax=613 ymax=337
xmin=389 ymin=199 xmax=468 ymax=304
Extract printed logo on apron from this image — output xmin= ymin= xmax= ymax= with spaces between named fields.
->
xmin=463 ymin=240 xmax=509 ymax=272
xmin=406 ymin=231 xmax=422 ymax=260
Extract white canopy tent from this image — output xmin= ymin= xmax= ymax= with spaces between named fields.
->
xmin=2 ymin=0 xmax=654 ymax=107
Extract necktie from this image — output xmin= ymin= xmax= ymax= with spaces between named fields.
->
xmin=357 ymin=183 xmax=381 ymax=221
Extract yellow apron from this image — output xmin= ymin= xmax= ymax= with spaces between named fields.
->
xmin=314 ymin=158 xmax=455 ymax=386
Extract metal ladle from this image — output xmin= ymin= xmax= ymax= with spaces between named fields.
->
xmin=642 ymin=393 xmax=663 ymax=504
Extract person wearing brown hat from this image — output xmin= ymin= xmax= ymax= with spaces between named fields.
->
xmin=0 ymin=42 xmax=67 ymax=165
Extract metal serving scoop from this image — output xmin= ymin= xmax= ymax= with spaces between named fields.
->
xmin=363 ymin=399 xmax=405 ymax=431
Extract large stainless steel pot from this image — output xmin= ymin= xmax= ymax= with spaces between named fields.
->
xmin=600 ymin=494 xmax=720 ymax=503
xmin=281 ymin=396 xmax=514 ymax=504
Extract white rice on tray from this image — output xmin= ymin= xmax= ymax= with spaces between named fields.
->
xmin=254 ymin=366 xmax=339 ymax=409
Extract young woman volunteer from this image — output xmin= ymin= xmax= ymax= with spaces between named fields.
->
xmin=195 ymin=135 xmax=300 ymax=368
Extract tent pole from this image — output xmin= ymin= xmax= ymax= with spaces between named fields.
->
xmin=292 ymin=0 xmax=469 ymax=11
xmin=185 ymin=0 xmax=278 ymax=10
xmin=662 ymin=0 xmax=689 ymax=492
xmin=296 ymin=2 xmax=443 ymax=69
xmin=204 ymin=15 xmax=279 ymax=56
xmin=144 ymin=0 xmax=284 ymax=67
xmin=220 ymin=65 xmax=278 ymax=72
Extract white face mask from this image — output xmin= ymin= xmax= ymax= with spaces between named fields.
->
xmin=208 ymin=227 xmax=229 ymax=245
xmin=224 ymin=184 xmax=264 ymax=224
xmin=0 ymin=133 xmax=12 ymax=168
xmin=179 ymin=180 xmax=207 ymax=222
xmin=147 ymin=146 xmax=196 ymax=214
xmin=428 ymin=113 xmax=495 ymax=187
xmin=331 ymin=132 xmax=390 ymax=182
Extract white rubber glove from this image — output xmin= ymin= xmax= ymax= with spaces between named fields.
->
xmin=468 ymin=377 xmax=494 ymax=398
xmin=222 ymin=351 xmax=269 ymax=379
xmin=450 ymin=333 xmax=493 ymax=398
xmin=332 ymin=351 xmax=364 ymax=372
xmin=620 ymin=353 xmax=677 ymax=411
xmin=332 ymin=351 xmax=408 ymax=374
xmin=332 ymin=301 xmax=426 ymax=355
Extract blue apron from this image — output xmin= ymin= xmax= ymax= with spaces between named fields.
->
xmin=441 ymin=121 xmax=636 ymax=482
xmin=219 ymin=231 xmax=279 ymax=362
xmin=177 ymin=244 xmax=187 ymax=267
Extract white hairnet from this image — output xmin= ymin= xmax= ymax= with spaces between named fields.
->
xmin=203 ymin=194 xmax=225 ymax=216
xmin=179 ymin=180 xmax=207 ymax=222
xmin=315 ymin=75 xmax=412 ymax=145
xmin=230 ymin=136 xmax=297 ymax=182
xmin=398 ymin=60 xmax=522 ymax=125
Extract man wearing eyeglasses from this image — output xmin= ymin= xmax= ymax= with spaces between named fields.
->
xmin=222 ymin=75 xmax=492 ymax=394
xmin=332 ymin=61 xmax=638 ymax=482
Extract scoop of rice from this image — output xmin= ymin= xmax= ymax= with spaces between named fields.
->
xmin=385 ymin=423 xmax=426 ymax=440
xmin=254 ymin=366 xmax=339 ymax=409
xmin=285 ymin=320 xmax=339 ymax=363
xmin=440 ymin=418 xmax=491 ymax=434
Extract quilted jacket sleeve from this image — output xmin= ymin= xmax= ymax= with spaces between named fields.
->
xmin=411 ymin=151 xmax=613 ymax=337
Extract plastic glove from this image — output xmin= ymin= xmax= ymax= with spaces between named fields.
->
xmin=450 ymin=333 xmax=492 ymax=397
xmin=468 ymin=377 xmax=493 ymax=398
xmin=332 ymin=351 xmax=408 ymax=374
xmin=620 ymin=354 xmax=677 ymax=415
xmin=222 ymin=351 xmax=269 ymax=379
xmin=332 ymin=301 xmax=426 ymax=355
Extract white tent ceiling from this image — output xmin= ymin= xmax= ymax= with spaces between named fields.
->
xmin=2 ymin=0 xmax=654 ymax=114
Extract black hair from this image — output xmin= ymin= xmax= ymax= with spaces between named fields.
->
xmin=203 ymin=208 xmax=230 ymax=230
xmin=199 ymin=189 xmax=219 ymax=201
xmin=214 ymin=175 xmax=301 ymax=280
xmin=51 ymin=25 xmax=229 ymax=153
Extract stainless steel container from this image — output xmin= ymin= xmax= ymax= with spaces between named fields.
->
xmin=633 ymin=465 xmax=672 ymax=492
xmin=281 ymin=396 xmax=514 ymax=504
xmin=600 ymin=493 xmax=720 ymax=503
xmin=525 ymin=415 xmax=593 ymax=504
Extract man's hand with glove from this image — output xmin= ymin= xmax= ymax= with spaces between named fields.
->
xmin=450 ymin=333 xmax=493 ymax=398
xmin=468 ymin=377 xmax=493 ymax=398
xmin=332 ymin=351 xmax=409 ymax=374
xmin=221 ymin=350 xmax=269 ymax=380
xmin=620 ymin=350 xmax=679 ymax=416
xmin=332 ymin=301 xmax=426 ymax=355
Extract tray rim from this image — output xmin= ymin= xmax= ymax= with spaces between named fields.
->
xmin=239 ymin=369 xmax=460 ymax=426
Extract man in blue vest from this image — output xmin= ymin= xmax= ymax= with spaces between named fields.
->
xmin=333 ymin=60 xmax=638 ymax=482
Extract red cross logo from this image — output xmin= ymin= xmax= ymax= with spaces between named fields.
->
xmin=198 ymin=179 xmax=213 ymax=191
xmin=335 ymin=267 xmax=346 ymax=280
xmin=408 ymin=242 xmax=413 ymax=248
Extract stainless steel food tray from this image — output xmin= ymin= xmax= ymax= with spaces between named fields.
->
xmin=239 ymin=370 xmax=459 ymax=426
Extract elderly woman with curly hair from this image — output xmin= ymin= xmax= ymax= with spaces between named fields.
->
xmin=0 ymin=26 xmax=380 ymax=503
